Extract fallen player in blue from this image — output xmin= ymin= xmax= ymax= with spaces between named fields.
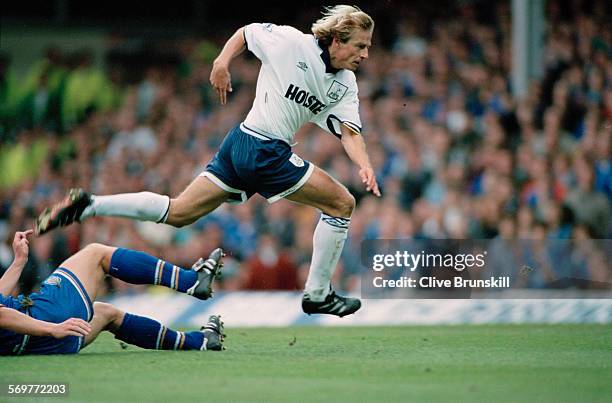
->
xmin=0 ymin=230 xmax=225 ymax=355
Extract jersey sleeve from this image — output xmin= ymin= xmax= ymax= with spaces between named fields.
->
xmin=312 ymin=84 xmax=362 ymax=139
xmin=0 ymin=294 xmax=20 ymax=310
xmin=244 ymin=23 xmax=299 ymax=64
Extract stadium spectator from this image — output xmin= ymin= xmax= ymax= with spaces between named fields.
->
xmin=241 ymin=232 xmax=300 ymax=290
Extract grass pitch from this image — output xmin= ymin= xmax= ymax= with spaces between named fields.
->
xmin=2 ymin=324 xmax=611 ymax=402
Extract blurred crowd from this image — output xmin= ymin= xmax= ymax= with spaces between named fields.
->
xmin=1 ymin=0 xmax=610 ymax=295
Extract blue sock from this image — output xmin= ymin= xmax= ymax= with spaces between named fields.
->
xmin=114 ymin=313 xmax=207 ymax=350
xmin=109 ymin=248 xmax=197 ymax=293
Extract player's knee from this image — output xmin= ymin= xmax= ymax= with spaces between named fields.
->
xmin=93 ymin=302 xmax=122 ymax=324
xmin=334 ymin=191 xmax=355 ymax=217
xmin=82 ymin=243 xmax=109 ymax=255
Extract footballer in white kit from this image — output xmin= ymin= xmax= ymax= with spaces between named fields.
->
xmin=203 ymin=21 xmax=364 ymax=204
xmin=36 ymin=5 xmax=380 ymax=318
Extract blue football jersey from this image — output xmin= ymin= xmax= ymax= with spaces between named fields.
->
xmin=0 ymin=293 xmax=28 ymax=355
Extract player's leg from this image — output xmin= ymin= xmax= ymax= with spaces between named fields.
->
xmin=82 ymin=302 xmax=224 ymax=351
xmin=55 ymin=243 xmax=116 ymax=302
xmin=35 ymin=176 xmax=231 ymax=235
xmin=60 ymin=243 xmax=224 ymax=301
xmin=106 ymin=246 xmax=225 ymax=300
xmin=165 ymin=176 xmax=231 ymax=227
xmin=35 ymin=125 xmax=252 ymax=236
xmin=81 ymin=301 xmax=125 ymax=347
xmin=83 ymin=175 xmax=230 ymax=227
xmin=285 ymin=166 xmax=360 ymax=317
xmin=286 ymin=165 xmax=355 ymax=217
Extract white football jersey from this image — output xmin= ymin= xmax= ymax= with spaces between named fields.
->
xmin=242 ymin=23 xmax=362 ymax=144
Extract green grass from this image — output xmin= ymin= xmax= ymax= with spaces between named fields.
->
xmin=2 ymin=325 xmax=611 ymax=403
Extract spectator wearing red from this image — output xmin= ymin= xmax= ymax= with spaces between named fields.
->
xmin=241 ymin=233 xmax=300 ymax=291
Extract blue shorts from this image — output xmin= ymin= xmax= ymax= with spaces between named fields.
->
xmin=203 ymin=123 xmax=314 ymax=204
xmin=18 ymin=268 xmax=93 ymax=355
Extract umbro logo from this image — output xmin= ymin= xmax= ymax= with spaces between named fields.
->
xmin=297 ymin=62 xmax=308 ymax=71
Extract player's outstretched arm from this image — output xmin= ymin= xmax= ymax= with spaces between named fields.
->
xmin=0 ymin=305 xmax=91 ymax=339
xmin=0 ymin=230 xmax=33 ymax=296
xmin=210 ymin=26 xmax=246 ymax=105
xmin=340 ymin=124 xmax=381 ymax=197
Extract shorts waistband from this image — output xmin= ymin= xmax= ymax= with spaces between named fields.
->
xmin=240 ymin=123 xmax=290 ymax=145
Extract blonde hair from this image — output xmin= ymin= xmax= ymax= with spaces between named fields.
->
xmin=311 ymin=5 xmax=374 ymax=45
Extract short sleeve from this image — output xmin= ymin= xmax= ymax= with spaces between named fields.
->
xmin=0 ymin=294 xmax=20 ymax=310
xmin=312 ymin=86 xmax=362 ymax=138
xmin=244 ymin=23 xmax=299 ymax=64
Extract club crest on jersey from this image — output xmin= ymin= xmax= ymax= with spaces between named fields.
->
xmin=326 ymin=80 xmax=348 ymax=103
xmin=43 ymin=275 xmax=62 ymax=287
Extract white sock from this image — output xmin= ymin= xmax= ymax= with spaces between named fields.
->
xmin=81 ymin=192 xmax=170 ymax=223
xmin=304 ymin=214 xmax=350 ymax=302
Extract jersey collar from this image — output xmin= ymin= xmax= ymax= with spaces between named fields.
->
xmin=317 ymin=39 xmax=340 ymax=74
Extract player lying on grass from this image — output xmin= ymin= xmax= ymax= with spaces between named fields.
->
xmin=0 ymin=230 xmax=225 ymax=355
xmin=35 ymin=5 xmax=379 ymax=318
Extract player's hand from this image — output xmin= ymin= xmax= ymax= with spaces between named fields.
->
xmin=210 ymin=62 xmax=233 ymax=105
xmin=12 ymin=230 xmax=33 ymax=265
xmin=49 ymin=318 xmax=91 ymax=339
xmin=359 ymin=166 xmax=381 ymax=197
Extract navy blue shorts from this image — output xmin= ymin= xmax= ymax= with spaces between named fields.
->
xmin=19 ymin=268 xmax=93 ymax=355
xmin=203 ymin=123 xmax=314 ymax=203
